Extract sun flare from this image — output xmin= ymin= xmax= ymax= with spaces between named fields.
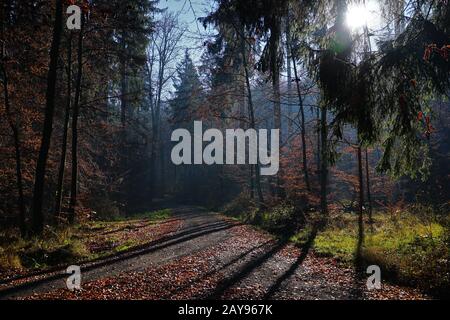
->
xmin=346 ymin=4 xmax=371 ymax=29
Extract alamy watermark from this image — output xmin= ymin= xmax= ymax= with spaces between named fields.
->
xmin=170 ymin=121 xmax=279 ymax=176
xmin=66 ymin=5 xmax=82 ymax=30
xmin=66 ymin=265 xmax=81 ymax=291
xmin=366 ymin=265 xmax=381 ymax=290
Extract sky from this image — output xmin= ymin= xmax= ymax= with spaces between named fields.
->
xmin=151 ymin=0 xmax=215 ymax=99
xmin=154 ymin=0 xmax=390 ymax=98
xmin=158 ymin=0 xmax=215 ymax=64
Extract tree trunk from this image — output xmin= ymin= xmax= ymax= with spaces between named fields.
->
xmin=1 ymin=54 xmax=27 ymax=237
xmin=320 ymin=105 xmax=328 ymax=216
xmin=285 ymin=13 xmax=293 ymax=137
xmin=159 ymin=141 xmax=165 ymax=196
xmin=54 ymin=33 xmax=73 ymax=223
xmin=120 ymin=36 xmax=128 ymax=128
xmin=357 ymin=141 xmax=365 ymax=247
xmin=250 ymin=165 xmax=255 ymax=199
xmin=365 ymin=148 xmax=373 ymax=224
xmin=316 ymin=108 xmax=321 ymax=178
xmin=291 ymin=48 xmax=311 ymax=191
xmin=68 ymin=15 xmax=84 ymax=224
xmin=241 ymin=34 xmax=264 ymax=206
xmin=270 ymin=24 xmax=283 ymax=198
xmin=146 ymin=60 xmax=156 ymax=201
xmin=31 ymin=0 xmax=63 ymax=235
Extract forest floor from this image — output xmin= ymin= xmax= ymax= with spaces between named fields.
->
xmin=0 ymin=209 xmax=181 ymax=282
xmin=0 ymin=206 xmax=428 ymax=300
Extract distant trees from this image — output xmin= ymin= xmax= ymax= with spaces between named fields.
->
xmin=169 ymin=51 xmax=204 ymax=201
xmin=147 ymin=12 xmax=185 ymax=197
xmin=0 ymin=0 xmax=449 ymax=238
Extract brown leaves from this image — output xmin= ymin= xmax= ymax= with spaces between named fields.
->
xmin=21 ymin=223 xmax=428 ymax=301
xmin=423 ymin=44 xmax=450 ymax=62
xmin=417 ymin=111 xmax=435 ymax=139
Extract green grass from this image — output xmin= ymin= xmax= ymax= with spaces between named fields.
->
xmin=98 ymin=208 xmax=172 ymax=223
xmin=224 ymin=199 xmax=450 ymax=296
xmin=0 ymin=227 xmax=89 ymax=271
xmin=131 ymin=209 xmax=171 ymax=221
xmin=290 ymin=211 xmax=449 ymax=296
xmin=0 ymin=209 xmax=172 ymax=274
xmin=114 ymin=240 xmax=138 ymax=253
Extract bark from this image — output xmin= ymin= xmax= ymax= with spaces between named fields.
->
xmin=159 ymin=141 xmax=165 ymax=195
xmin=285 ymin=13 xmax=293 ymax=136
xmin=54 ymin=33 xmax=73 ymax=223
xmin=316 ymin=108 xmax=321 ymax=178
xmin=357 ymin=141 xmax=365 ymax=247
xmin=290 ymin=47 xmax=311 ymax=191
xmin=241 ymin=35 xmax=264 ymax=206
xmin=250 ymin=165 xmax=255 ymax=199
xmin=31 ymin=0 xmax=64 ymax=235
xmin=120 ymin=34 xmax=128 ymax=127
xmin=146 ymin=53 xmax=156 ymax=200
xmin=1 ymin=51 xmax=26 ymax=237
xmin=365 ymin=148 xmax=373 ymax=224
xmin=270 ymin=23 xmax=283 ymax=198
xmin=320 ymin=106 xmax=328 ymax=216
xmin=68 ymin=15 xmax=84 ymax=224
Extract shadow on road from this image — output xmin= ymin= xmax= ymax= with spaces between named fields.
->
xmin=263 ymin=226 xmax=318 ymax=299
xmin=161 ymin=240 xmax=273 ymax=299
xmin=205 ymin=233 xmax=298 ymax=299
xmin=0 ymin=209 xmax=239 ymax=299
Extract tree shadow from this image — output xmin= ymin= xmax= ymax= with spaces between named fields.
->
xmin=351 ymin=216 xmax=366 ymax=300
xmin=263 ymin=226 xmax=318 ymax=299
xmin=205 ymin=233 xmax=296 ymax=300
xmin=0 ymin=219 xmax=238 ymax=297
xmin=162 ymin=240 xmax=273 ymax=299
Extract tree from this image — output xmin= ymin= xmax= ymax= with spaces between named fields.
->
xmin=171 ymin=51 xmax=203 ymax=126
xmin=147 ymin=12 xmax=185 ymax=197
xmin=169 ymin=50 xmax=204 ymax=200
xmin=68 ymin=12 xmax=85 ymax=224
xmin=290 ymin=43 xmax=311 ymax=191
xmin=1 ymin=4 xmax=26 ymax=236
xmin=54 ymin=32 xmax=73 ymax=223
xmin=241 ymin=29 xmax=265 ymax=207
xmin=205 ymin=0 xmax=292 ymax=198
xmin=113 ymin=0 xmax=156 ymax=127
xmin=31 ymin=0 xmax=64 ymax=235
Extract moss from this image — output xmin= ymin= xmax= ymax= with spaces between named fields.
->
xmin=127 ymin=209 xmax=172 ymax=221
xmin=0 ymin=209 xmax=173 ymax=273
xmin=114 ymin=240 xmax=138 ymax=253
xmin=314 ymin=229 xmax=357 ymax=263
xmin=290 ymin=211 xmax=449 ymax=295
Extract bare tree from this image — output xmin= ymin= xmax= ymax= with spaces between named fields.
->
xmin=290 ymin=46 xmax=311 ymax=191
xmin=146 ymin=12 xmax=185 ymax=196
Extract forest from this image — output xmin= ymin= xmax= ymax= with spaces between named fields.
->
xmin=0 ymin=0 xmax=449 ymax=301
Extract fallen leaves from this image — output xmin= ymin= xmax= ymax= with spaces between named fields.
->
xmin=21 ymin=222 xmax=429 ymax=301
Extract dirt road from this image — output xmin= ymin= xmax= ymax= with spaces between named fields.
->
xmin=0 ymin=206 xmax=427 ymax=300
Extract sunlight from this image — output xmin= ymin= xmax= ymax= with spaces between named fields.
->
xmin=346 ymin=4 xmax=370 ymax=30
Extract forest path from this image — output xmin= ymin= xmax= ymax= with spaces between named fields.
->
xmin=1 ymin=206 xmax=427 ymax=300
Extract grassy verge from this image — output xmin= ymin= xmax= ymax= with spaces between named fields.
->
xmin=223 ymin=198 xmax=450 ymax=297
xmin=0 ymin=209 xmax=172 ymax=276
